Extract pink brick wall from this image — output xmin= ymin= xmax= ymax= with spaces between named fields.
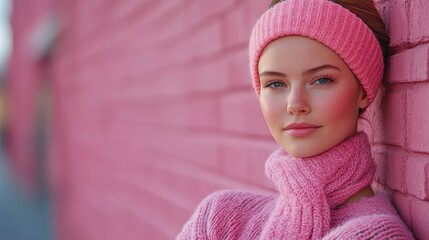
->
xmin=377 ymin=0 xmax=429 ymax=239
xmin=372 ymin=1 xmax=429 ymax=239
xmin=48 ymin=1 xmax=275 ymax=239
xmin=8 ymin=0 xmax=428 ymax=239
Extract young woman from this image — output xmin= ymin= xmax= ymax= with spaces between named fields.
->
xmin=177 ymin=0 xmax=414 ymax=239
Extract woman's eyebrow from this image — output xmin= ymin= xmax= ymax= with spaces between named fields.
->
xmin=259 ymin=65 xmax=340 ymax=78
xmin=259 ymin=71 xmax=287 ymax=78
xmin=303 ymin=64 xmax=340 ymax=75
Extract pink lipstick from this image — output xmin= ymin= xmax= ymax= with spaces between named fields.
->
xmin=284 ymin=122 xmax=320 ymax=137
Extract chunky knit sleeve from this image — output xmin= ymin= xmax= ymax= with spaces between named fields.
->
xmin=323 ymin=214 xmax=414 ymax=239
xmin=176 ymin=190 xmax=275 ymax=240
xmin=176 ymin=192 xmax=214 ymax=240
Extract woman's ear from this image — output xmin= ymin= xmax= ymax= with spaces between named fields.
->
xmin=358 ymin=91 xmax=369 ymax=109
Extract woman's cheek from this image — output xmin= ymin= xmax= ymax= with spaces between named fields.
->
xmin=260 ymin=94 xmax=286 ymax=129
xmin=316 ymin=90 xmax=358 ymax=125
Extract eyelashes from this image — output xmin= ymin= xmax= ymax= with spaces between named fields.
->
xmin=264 ymin=80 xmax=285 ymax=88
xmin=262 ymin=74 xmax=336 ymax=89
xmin=313 ymin=75 xmax=336 ymax=85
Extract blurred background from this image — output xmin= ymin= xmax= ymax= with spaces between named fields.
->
xmin=1 ymin=0 xmax=428 ymax=239
xmin=1 ymin=0 xmax=273 ymax=239
xmin=1 ymin=0 xmax=52 ymax=239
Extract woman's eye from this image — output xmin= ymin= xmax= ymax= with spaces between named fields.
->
xmin=266 ymin=81 xmax=285 ymax=88
xmin=314 ymin=77 xmax=333 ymax=85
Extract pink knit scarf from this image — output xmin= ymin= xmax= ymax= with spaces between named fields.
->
xmin=262 ymin=132 xmax=375 ymax=239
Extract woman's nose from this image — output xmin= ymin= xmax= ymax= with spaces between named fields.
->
xmin=287 ymin=87 xmax=311 ymax=114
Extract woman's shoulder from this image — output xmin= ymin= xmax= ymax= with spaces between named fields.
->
xmin=328 ymin=193 xmax=414 ymax=239
xmin=176 ymin=189 xmax=276 ymax=240
xmin=194 ymin=189 xmax=276 ymax=222
xmin=201 ymin=189 xmax=275 ymax=207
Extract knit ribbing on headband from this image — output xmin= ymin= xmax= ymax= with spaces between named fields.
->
xmin=249 ymin=0 xmax=384 ymax=104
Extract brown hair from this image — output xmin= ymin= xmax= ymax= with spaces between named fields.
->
xmin=269 ymin=0 xmax=390 ymax=69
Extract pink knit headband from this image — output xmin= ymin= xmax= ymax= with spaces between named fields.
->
xmin=249 ymin=0 xmax=384 ymax=104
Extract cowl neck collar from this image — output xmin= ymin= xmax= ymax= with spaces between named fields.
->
xmin=261 ymin=132 xmax=375 ymax=239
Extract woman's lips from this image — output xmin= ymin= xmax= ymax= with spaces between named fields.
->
xmin=284 ymin=123 xmax=321 ymax=137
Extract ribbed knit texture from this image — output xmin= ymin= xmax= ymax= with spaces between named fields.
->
xmin=261 ymin=132 xmax=374 ymax=239
xmin=177 ymin=132 xmax=414 ymax=239
xmin=249 ymin=0 xmax=384 ymax=104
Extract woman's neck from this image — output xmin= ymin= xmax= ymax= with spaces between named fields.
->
xmin=343 ymin=185 xmax=375 ymax=205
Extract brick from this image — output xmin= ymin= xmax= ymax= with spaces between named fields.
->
xmin=373 ymin=145 xmax=407 ymax=193
xmin=111 ymin=57 xmax=231 ymax=99
xmin=380 ymin=87 xmax=408 ymax=148
xmin=409 ymin=196 xmax=429 ymax=240
xmin=105 ymin=123 xmax=220 ymax=168
xmin=118 ymin=1 xmax=223 ymax=49
xmin=114 ymin=185 xmax=180 ymax=239
xmin=103 ymin=1 xmax=191 ymax=46
xmin=407 ymin=83 xmax=429 ymax=153
xmin=224 ymin=49 xmax=254 ymax=90
xmin=135 ymin=127 xmax=222 ymax=170
xmin=137 ymin=98 xmax=220 ymax=129
xmin=372 ymin=145 xmax=388 ymax=187
xmin=240 ymin=0 xmax=270 ymax=24
xmin=175 ymin=98 xmax=220 ymax=128
xmin=145 ymin=1 xmax=190 ymax=31
xmin=218 ymin=136 xmax=278 ymax=189
xmin=180 ymin=57 xmax=231 ymax=94
xmin=405 ymin=153 xmax=429 ymax=200
xmin=167 ymin=20 xmax=224 ymax=64
xmin=389 ymin=0 xmax=429 ymax=47
xmin=92 ymin=19 xmax=227 ymax=79
xmin=125 ymin=58 xmax=230 ymax=100
xmin=387 ymin=44 xmax=429 ymax=83
xmin=220 ymin=91 xmax=271 ymax=137
xmin=392 ymin=192 xmax=413 ymax=232
xmin=223 ymin=5 xmax=254 ymax=48
xmin=108 ymin=1 xmax=157 ymax=24
xmin=176 ymin=134 xmax=221 ymax=169
xmin=373 ymin=146 xmax=429 ymax=200
xmin=219 ymin=0 xmax=269 ymax=50
xmin=394 ymin=193 xmax=429 ymax=240
xmin=126 ymin=149 xmax=259 ymax=208
xmin=184 ymin=0 xmax=235 ymax=26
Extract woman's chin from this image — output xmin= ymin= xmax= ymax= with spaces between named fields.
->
xmin=282 ymin=144 xmax=330 ymax=159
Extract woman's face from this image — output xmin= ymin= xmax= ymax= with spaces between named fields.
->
xmin=258 ymin=36 xmax=368 ymax=158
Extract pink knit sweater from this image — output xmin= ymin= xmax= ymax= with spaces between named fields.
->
xmin=177 ymin=132 xmax=413 ymax=239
